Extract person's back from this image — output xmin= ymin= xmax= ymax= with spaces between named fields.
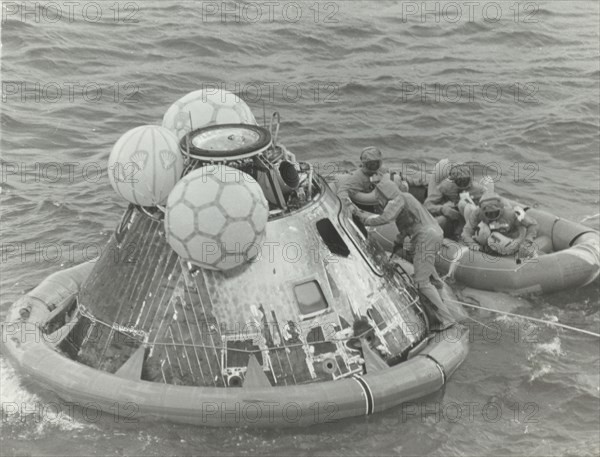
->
xmin=395 ymin=192 xmax=441 ymax=237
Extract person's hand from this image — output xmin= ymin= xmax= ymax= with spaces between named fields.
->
xmin=518 ymin=239 xmax=535 ymax=258
xmin=345 ymin=205 xmax=358 ymax=219
xmin=441 ymin=202 xmax=461 ymax=220
xmin=391 ymin=240 xmax=404 ymax=257
xmin=280 ymin=144 xmax=297 ymax=163
xmin=391 ymin=173 xmax=409 ymax=192
xmin=403 ymin=240 xmax=415 ymax=254
xmin=354 ymin=210 xmax=371 ymax=225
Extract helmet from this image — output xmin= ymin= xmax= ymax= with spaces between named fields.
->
xmin=479 ymin=191 xmax=503 ymax=221
xmin=360 ymin=147 xmax=383 ymax=172
xmin=449 ymin=164 xmax=472 ymax=189
xmin=483 ymin=206 xmax=502 ymax=221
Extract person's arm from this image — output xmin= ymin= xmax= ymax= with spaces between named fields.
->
xmin=336 ymin=174 xmax=358 ymax=210
xmin=513 ymin=207 xmax=538 ymax=242
xmin=362 ymin=196 xmax=405 ymax=227
xmin=280 ymin=144 xmax=296 ymax=163
xmin=426 ymin=182 xmax=461 ymax=220
xmin=390 ymin=172 xmax=409 ymax=192
xmin=424 ymin=182 xmax=446 ymax=215
xmin=461 ymin=210 xmax=479 ymax=245
xmin=513 ymin=208 xmax=539 ymax=257
xmin=469 ymin=183 xmax=487 ymax=205
xmin=391 ymin=170 xmax=428 ymax=191
xmin=521 ymin=214 xmax=538 ymax=242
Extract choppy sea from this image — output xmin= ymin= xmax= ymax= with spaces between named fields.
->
xmin=1 ymin=1 xmax=599 ymax=455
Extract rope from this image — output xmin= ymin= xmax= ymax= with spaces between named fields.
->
xmin=447 ymin=298 xmax=600 ymax=338
xmin=440 ymin=245 xmax=470 ymax=281
xmin=581 ymin=213 xmax=599 ymax=223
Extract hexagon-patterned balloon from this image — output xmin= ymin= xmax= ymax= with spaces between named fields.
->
xmin=164 ymin=165 xmax=269 ymax=271
xmin=162 ymin=89 xmax=257 ymax=140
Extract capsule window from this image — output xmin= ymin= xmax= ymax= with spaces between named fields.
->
xmin=316 ymin=219 xmax=350 ymax=257
xmin=294 ymin=281 xmax=329 ymax=316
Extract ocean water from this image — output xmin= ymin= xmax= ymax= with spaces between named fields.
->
xmin=1 ymin=1 xmax=599 ymax=455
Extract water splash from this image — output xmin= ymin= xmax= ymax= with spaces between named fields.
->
xmin=0 ymin=357 xmax=94 ymax=433
xmin=528 ymin=362 xmax=553 ymax=383
xmin=529 ymin=336 xmax=564 ymax=359
xmin=526 ymin=336 xmax=565 ymax=382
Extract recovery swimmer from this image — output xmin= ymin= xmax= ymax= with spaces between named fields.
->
xmin=424 ymin=164 xmax=487 ymax=238
xmin=355 ymin=176 xmax=457 ymax=331
xmin=336 ymin=146 xmax=426 ymax=213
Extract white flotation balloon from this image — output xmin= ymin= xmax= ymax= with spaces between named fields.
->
xmin=162 ymin=89 xmax=257 ymax=140
xmin=164 ymin=165 xmax=269 ymax=271
xmin=108 ymin=125 xmax=184 ymax=206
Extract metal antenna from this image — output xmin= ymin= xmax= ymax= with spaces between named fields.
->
xmin=186 ymin=111 xmax=194 ymax=162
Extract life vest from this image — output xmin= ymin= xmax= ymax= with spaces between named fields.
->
xmin=476 ymin=207 xmax=526 ymax=255
xmin=487 ymin=230 xmax=525 ymax=255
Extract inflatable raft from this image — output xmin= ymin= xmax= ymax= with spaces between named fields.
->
xmin=335 ymin=158 xmax=599 ymax=295
xmin=1 ymin=90 xmax=469 ymax=428
xmin=367 ymin=197 xmax=600 ymax=295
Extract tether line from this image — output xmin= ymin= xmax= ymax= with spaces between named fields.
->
xmin=448 ymin=299 xmax=600 ymax=338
